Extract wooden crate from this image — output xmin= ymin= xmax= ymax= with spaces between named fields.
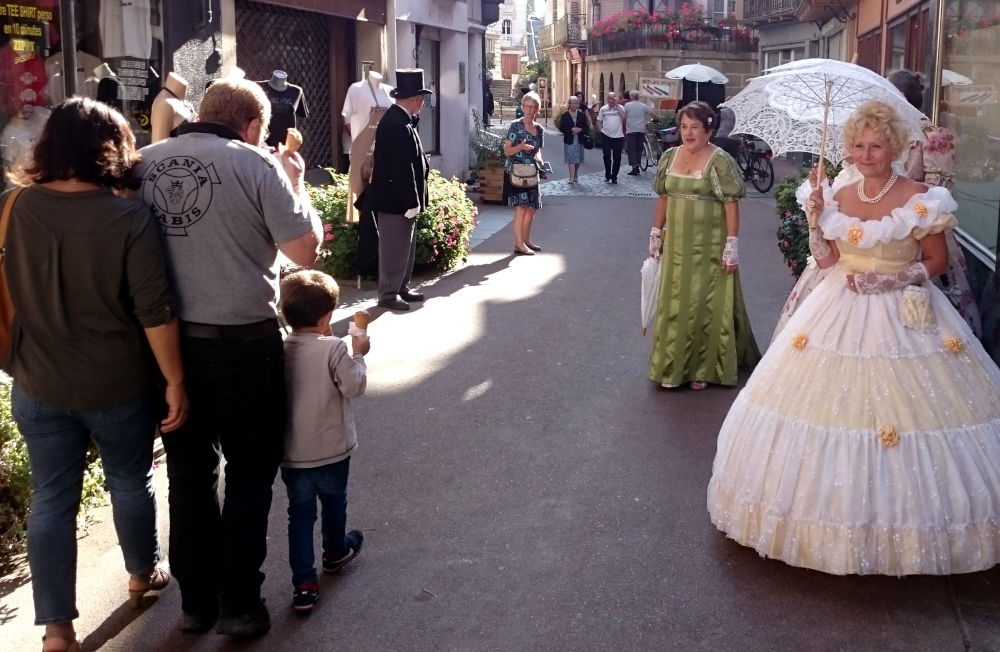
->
xmin=478 ymin=166 xmax=505 ymax=203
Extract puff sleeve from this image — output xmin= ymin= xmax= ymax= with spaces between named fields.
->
xmin=708 ymin=150 xmax=746 ymax=202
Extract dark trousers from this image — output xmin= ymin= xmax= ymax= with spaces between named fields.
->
xmin=376 ymin=211 xmax=417 ymax=300
xmin=626 ymin=132 xmax=645 ymax=167
xmin=601 ymin=136 xmax=624 ymax=180
xmin=162 ymin=331 xmax=286 ymax=618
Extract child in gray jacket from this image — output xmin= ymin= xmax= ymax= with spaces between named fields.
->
xmin=278 ymin=270 xmax=370 ymax=612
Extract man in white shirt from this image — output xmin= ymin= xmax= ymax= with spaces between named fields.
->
xmin=624 ymin=90 xmax=656 ymax=175
xmin=596 ymin=92 xmax=626 ymax=183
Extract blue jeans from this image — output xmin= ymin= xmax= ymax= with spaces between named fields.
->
xmin=281 ymin=458 xmax=351 ymax=586
xmin=12 ymin=384 xmax=159 ymax=625
xmin=163 ymin=332 xmax=285 ymax=618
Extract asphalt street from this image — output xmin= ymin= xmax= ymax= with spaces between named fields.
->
xmin=3 ymin=138 xmax=1000 ymax=651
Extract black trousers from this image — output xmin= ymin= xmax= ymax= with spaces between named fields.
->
xmin=626 ymin=132 xmax=646 ymax=167
xmin=601 ymin=136 xmax=624 ymax=180
xmin=162 ymin=330 xmax=286 ymax=618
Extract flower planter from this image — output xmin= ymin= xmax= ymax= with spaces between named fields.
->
xmin=478 ymin=165 xmax=505 ymax=204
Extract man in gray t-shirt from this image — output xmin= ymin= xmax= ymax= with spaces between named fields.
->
xmin=623 ymin=90 xmax=656 ymax=175
xmin=135 ymin=78 xmax=321 ymax=639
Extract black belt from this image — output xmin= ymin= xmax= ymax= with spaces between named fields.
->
xmin=180 ymin=319 xmax=279 ymax=340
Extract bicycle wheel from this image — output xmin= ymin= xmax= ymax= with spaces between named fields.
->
xmin=640 ymin=140 xmax=652 ymax=170
xmin=736 ymin=148 xmax=751 ymax=177
xmin=749 ymin=156 xmax=775 ymax=193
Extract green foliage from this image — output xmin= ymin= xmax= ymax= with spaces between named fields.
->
xmin=520 ymin=56 xmax=550 ymax=83
xmin=308 ymin=169 xmax=479 ymax=278
xmin=774 ymin=172 xmax=810 ymax=278
xmin=0 ymin=378 xmax=108 ymax=561
xmin=308 ymin=172 xmax=359 ymax=279
xmin=0 ymin=380 xmax=30 ymax=557
xmin=415 ymin=170 xmax=480 ymax=270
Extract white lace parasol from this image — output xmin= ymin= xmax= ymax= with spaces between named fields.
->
xmin=723 ymin=58 xmax=927 ymax=165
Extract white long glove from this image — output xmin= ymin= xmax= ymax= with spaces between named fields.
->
xmin=722 ymin=236 xmax=738 ymax=266
xmin=649 ymin=227 xmax=663 ymax=259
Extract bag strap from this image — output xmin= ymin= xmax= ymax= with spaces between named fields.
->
xmin=0 ymin=187 xmax=25 ymax=261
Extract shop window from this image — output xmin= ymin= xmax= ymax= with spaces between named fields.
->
xmin=599 ymin=73 xmax=604 ymax=100
xmin=415 ymin=37 xmax=440 ymax=154
xmin=0 ymin=0 xmax=165 ymax=181
xmin=941 ymin=0 xmax=1000 ymax=260
xmin=609 ymin=72 xmax=615 ymax=94
xmin=857 ymin=29 xmax=882 ymax=72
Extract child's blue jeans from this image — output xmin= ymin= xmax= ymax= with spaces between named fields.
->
xmin=280 ymin=457 xmax=351 ymax=586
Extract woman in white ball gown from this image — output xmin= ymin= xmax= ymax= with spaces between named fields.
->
xmin=707 ymin=100 xmax=1000 ymax=575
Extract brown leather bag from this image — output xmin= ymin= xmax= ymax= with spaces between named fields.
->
xmin=0 ymin=187 xmax=25 ymax=364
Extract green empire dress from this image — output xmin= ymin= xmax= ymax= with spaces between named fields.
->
xmin=648 ymin=147 xmax=761 ymax=387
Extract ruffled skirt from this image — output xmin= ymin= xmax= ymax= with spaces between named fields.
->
xmin=708 ymin=266 xmax=1000 ymax=575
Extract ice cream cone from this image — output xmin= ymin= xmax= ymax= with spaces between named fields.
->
xmin=353 ymin=311 xmax=370 ymax=330
xmin=285 ymin=127 xmax=303 ymax=153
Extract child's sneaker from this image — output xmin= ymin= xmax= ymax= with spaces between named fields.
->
xmin=322 ymin=530 xmax=364 ymax=573
xmin=292 ymin=583 xmax=319 ymax=612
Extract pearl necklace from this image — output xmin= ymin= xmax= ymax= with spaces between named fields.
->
xmin=856 ymin=172 xmax=898 ymax=204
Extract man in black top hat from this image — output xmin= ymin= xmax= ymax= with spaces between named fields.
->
xmin=368 ymin=68 xmax=432 ymax=311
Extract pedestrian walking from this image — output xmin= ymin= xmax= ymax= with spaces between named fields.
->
xmin=367 ymin=68 xmax=433 ymax=312
xmin=647 ymin=100 xmax=760 ymax=389
xmin=624 ymin=90 xmax=655 ymax=175
xmin=558 ymin=95 xmax=590 ymax=183
xmin=503 ymin=91 xmax=546 ymax=255
xmin=597 ymin=92 xmax=626 ymax=183
xmin=278 ymin=270 xmax=369 ymax=613
xmin=4 ymin=98 xmax=187 ymax=652
xmin=135 ymin=77 xmax=322 ymax=638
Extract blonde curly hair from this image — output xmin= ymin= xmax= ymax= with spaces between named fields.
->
xmin=842 ymin=100 xmax=909 ymax=160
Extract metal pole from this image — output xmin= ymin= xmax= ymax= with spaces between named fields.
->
xmin=60 ymin=0 xmax=78 ymax=97
xmin=931 ymin=0 xmax=946 ymax=124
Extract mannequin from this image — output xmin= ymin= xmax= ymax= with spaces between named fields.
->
xmin=150 ymin=72 xmax=194 ymax=142
xmin=342 ymin=69 xmax=394 ymax=222
xmin=256 ymin=70 xmax=309 ymax=149
xmin=91 ymin=63 xmax=123 ymax=111
xmin=44 ymin=51 xmax=102 ymax=106
xmin=341 ymin=70 xmax=394 ymax=148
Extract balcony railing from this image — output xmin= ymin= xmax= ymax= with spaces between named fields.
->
xmin=587 ymin=25 xmax=758 ymax=56
xmin=743 ymin=0 xmax=799 ymax=22
xmin=500 ymin=34 xmax=513 ymax=47
xmin=538 ymin=14 xmax=585 ymax=50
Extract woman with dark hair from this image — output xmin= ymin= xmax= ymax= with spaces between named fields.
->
xmin=4 ymin=97 xmax=187 ymax=652
xmin=647 ymin=100 xmax=760 ymax=389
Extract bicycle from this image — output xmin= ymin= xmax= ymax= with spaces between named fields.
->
xmin=734 ymin=134 xmax=774 ymax=193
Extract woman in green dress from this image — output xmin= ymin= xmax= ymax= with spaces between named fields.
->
xmin=647 ymin=101 xmax=760 ymax=389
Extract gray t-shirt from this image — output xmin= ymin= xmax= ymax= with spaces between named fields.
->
xmin=136 ymin=131 xmax=315 ymax=324
xmin=623 ymin=100 xmax=654 ymax=134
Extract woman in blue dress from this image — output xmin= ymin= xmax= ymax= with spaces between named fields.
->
xmin=503 ymin=91 xmax=546 ymax=255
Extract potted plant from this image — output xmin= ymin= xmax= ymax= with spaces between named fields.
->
xmin=472 ymin=130 xmax=506 ymax=203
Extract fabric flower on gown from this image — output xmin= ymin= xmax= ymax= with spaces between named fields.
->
xmin=944 ymin=337 xmax=964 ymax=354
xmin=878 ymin=425 xmax=900 ymax=448
xmin=791 ymin=333 xmax=808 ymax=350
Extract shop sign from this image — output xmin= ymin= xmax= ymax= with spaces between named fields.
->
xmin=1 ymin=3 xmax=55 ymax=61
xmin=946 ymin=84 xmax=997 ymax=106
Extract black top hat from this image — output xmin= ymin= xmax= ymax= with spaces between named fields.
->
xmin=391 ymin=68 xmax=433 ymax=99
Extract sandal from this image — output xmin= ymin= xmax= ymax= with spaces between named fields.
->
xmin=690 ymin=381 xmax=708 ymax=390
xmin=128 ymin=566 xmax=170 ymax=607
xmin=42 ymin=632 xmax=80 ymax=652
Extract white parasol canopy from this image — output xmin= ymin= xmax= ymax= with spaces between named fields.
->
xmin=665 ymin=63 xmax=729 ymax=84
xmin=941 ymin=69 xmax=974 ymax=86
xmin=640 ymin=257 xmax=661 ymax=336
xmin=722 ymin=58 xmax=927 ymax=167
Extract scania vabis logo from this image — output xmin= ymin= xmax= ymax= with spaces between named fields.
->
xmin=144 ymin=156 xmax=222 ymax=235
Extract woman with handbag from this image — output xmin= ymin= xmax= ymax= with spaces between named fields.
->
xmin=558 ymin=95 xmax=591 ymax=183
xmin=503 ymin=91 xmax=546 ymax=256
xmin=3 ymin=98 xmax=187 ymax=651
xmin=708 ymin=100 xmax=1000 ymax=576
